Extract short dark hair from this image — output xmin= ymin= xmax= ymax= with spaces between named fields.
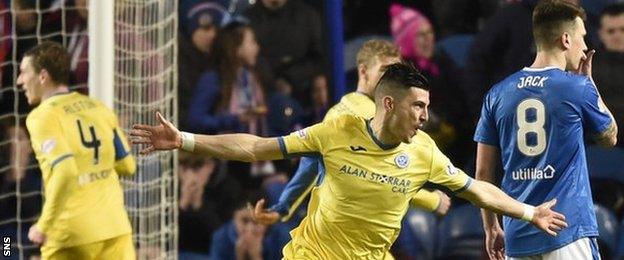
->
xmin=374 ymin=62 xmax=429 ymax=103
xmin=23 ymin=41 xmax=70 ymax=85
xmin=600 ymin=3 xmax=624 ymax=19
xmin=533 ymin=0 xmax=587 ymax=50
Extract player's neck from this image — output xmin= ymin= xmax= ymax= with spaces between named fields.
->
xmin=41 ymin=85 xmax=70 ymax=102
xmin=369 ymin=116 xmax=401 ymax=146
xmin=530 ymin=51 xmax=566 ymax=70
xmin=355 ymin=81 xmax=373 ymax=98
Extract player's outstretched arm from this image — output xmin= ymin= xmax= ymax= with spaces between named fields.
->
xmin=266 ymin=156 xmax=321 ymax=222
xmin=475 ymin=143 xmax=505 ymax=260
xmin=458 ymin=180 xmax=567 ymax=236
xmin=410 ymin=189 xmax=450 ymax=216
xmin=131 ymin=112 xmax=283 ymax=162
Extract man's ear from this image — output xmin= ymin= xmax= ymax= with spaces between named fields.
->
xmin=38 ymin=69 xmax=49 ymax=84
xmin=358 ymin=64 xmax=368 ymax=83
xmin=382 ymin=95 xmax=394 ymax=111
xmin=561 ymin=32 xmax=572 ymax=50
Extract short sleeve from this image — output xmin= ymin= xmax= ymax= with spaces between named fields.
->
xmin=579 ymin=78 xmax=612 ymax=134
xmin=427 ymin=145 xmax=473 ymax=193
xmin=278 ymin=120 xmax=333 ymax=158
xmin=474 ymin=92 xmax=499 ymax=146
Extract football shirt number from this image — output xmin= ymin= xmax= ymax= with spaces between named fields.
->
xmin=516 ymin=99 xmax=546 ymax=156
xmin=76 ymin=120 xmax=101 ymax=164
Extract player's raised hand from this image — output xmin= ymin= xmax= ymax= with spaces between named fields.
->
xmin=252 ymin=199 xmax=280 ymax=225
xmin=531 ymin=199 xmax=567 ymax=236
xmin=484 ymin=224 xmax=506 ymax=260
xmin=131 ymin=111 xmax=182 ymax=154
xmin=575 ymin=49 xmax=595 ymax=78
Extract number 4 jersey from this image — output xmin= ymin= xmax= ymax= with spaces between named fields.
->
xmin=26 ymin=92 xmax=135 ymax=248
xmin=474 ymin=67 xmax=613 ymax=257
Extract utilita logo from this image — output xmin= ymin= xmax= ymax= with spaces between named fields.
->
xmin=512 ymin=165 xmax=556 ymax=180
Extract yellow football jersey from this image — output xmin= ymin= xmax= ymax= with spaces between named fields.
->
xmin=323 ymin=92 xmax=376 ymax=121
xmin=26 ymin=92 xmax=136 ymax=248
xmin=279 ymin=114 xmax=472 ymax=259
xmin=285 ymin=92 xmax=442 ymax=221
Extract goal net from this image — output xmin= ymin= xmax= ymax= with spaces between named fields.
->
xmin=0 ymin=0 xmax=178 ymax=259
xmin=115 ymin=0 xmax=178 ymax=259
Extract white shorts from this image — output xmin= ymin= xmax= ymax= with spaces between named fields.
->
xmin=507 ymin=237 xmax=600 ymax=260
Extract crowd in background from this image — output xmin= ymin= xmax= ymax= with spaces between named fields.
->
xmin=0 ymin=0 xmax=623 ymax=259
xmin=175 ymin=0 xmax=624 ymax=259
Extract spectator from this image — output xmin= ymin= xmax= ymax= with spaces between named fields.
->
xmin=593 ymin=3 xmax=624 ymax=147
xmin=188 ymin=21 xmax=266 ymax=135
xmin=64 ymin=0 xmax=89 ymax=92
xmin=245 ymin=0 xmax=326 ymax=108
xmin=301 ymin=75 xmax=329 ymax=125
xmin=187 ymin=21 xmax=268 ymax=189
xmin=177 ymin=152 xmax=244 ymax=255
xmin=389 ymin=3 xmax=472 ymax=165
xmin=178 ymin=0 xmax=231 ymax=129
xmin=209 ymin=193 xmax=290 ymax=260
xmin=2 ymin=0 xmax=59 ymax=115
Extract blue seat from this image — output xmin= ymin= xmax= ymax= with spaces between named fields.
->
xmin=436 ymin=34 xmax=474 ymax=69
xmin=594 ymin=204 xmax=619 ymax=259
xmin=436 ymin=204 xmax=485 ymax=259
xmin=393 ymin=208 xmax=437 ymax=259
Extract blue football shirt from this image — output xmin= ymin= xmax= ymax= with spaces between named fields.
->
xmin=474 ymin=67 xmax=612 ymax=257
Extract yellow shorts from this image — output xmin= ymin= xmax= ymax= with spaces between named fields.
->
xmin=42 ymin=234 xmax=135 ymax=260
xmin=282 ymin=240 xmax=396 ymax=260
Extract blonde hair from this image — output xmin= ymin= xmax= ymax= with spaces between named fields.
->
xmin=356 ymin=39 xmax=400 ymax=68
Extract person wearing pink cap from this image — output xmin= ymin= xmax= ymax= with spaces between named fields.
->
xmin=389 ymin=3 xmax=473 ymax=167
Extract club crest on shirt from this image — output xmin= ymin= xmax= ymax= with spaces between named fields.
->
xmin=296 ymin=129 xmax=307 ymax=139
xmin=446 ymin=163 xmax=459 ymax=176
xmin=41 ymin=139 xmax=56 ymax=154
xmin=394 ymin=153 xmax=409 ymax=168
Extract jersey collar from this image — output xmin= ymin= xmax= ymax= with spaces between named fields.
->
xmin=366 ymin=119 xmax=400 ymax=150
xmin=522 ymin=66 xmax=560 ymax=72
xmin=355 ymin=91 xmax=374 ymax=101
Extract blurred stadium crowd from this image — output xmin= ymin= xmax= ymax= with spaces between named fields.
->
xmin=1 ymin=0 xmax=624 ymax=259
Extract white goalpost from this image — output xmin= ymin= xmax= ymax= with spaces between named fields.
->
xmin=88 ymin=0 xmax=114 ymax=109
